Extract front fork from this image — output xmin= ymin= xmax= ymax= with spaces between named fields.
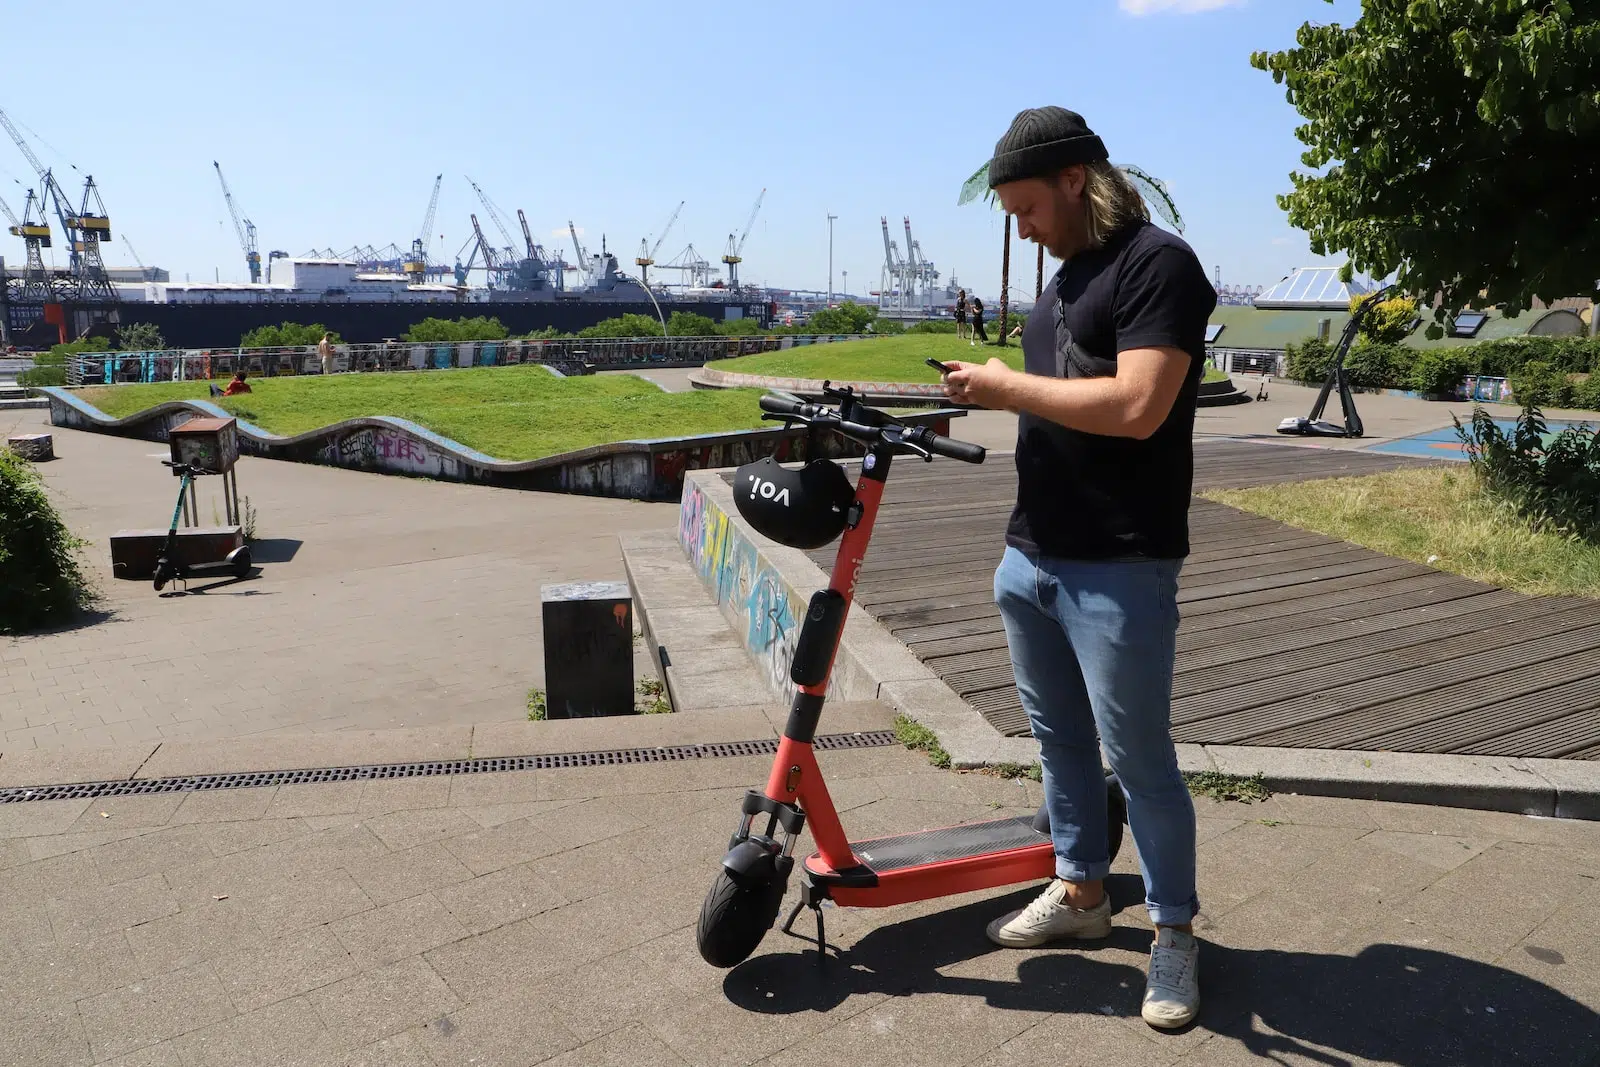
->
xmin=721 ymin=789 xmax=804 ymax=891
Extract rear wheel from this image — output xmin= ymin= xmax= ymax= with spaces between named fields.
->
xmin=696 ymin=869 xmax=785 ymax=968
xmin=230 ymin=546 xmax=252 ymax=578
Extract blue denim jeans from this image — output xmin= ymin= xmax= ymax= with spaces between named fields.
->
xmin=993 ymin=545 xmax=1199 ymax=926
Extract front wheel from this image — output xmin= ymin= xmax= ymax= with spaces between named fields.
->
xmin=696 ymin=869 xmax=786 ymax=968
xmin=152 ymin=558 xmax=174 ymax=592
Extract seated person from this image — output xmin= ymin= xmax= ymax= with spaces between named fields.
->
xmin=221 ymin=371 xmax=252 ymax=396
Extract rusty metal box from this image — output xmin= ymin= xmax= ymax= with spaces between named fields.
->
xmin=169 ymin=416 xmax=239 ymax=474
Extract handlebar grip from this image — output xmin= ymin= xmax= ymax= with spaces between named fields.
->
xmin=926 ymin=433 xmax=986 ymax=464
xmin=759 ymin=393 xmax=808 ymax=416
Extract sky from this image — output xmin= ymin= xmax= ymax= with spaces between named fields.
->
xmin=0 ymin=0 xmax=1365 ymax=304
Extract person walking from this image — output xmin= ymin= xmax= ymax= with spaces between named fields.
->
xmin=318 ymin=332 xmax=336 ymax=375
xmin=938 ymin=105 xmax=1217 ymax=1030
xmin=955 ymin=288 xmax=969 ymax=341
xmin=970 ymin=297 xmax=988 ymax=345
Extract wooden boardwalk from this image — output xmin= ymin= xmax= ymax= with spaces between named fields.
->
xmin=796 ymin=439 xmax=1600 ymax=760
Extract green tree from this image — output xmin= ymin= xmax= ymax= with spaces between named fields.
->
xmin=401 ymin=316 xmax=508 ymax=343
xmin=241 ymin=322 xmax=340 ymax=348
xmin=1253 ymin=2 xmax=1600 ymax=330
xmin=115 ymin=322 xmax=166 ymax=351
xmin=0 ymin=449 xmax=94 ymax=633
xmin=715 ymin=317 xmax=765 ymax=336
xmin=807 ymin=300 xmax=878 ymax=335
xmin=666 ymin=311 xmax=718 ymax=336
xmin=577 ymin=313 xmax=663 ymax=338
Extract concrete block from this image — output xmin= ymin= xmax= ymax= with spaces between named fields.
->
xmin=1517 ymin=757 xmax=1600 ymax=821
xmin=541 ymin=581 xmax=634 ymax=719
xmin=1206 ymin=744 xmax=1557 ymax=816
xmin=109 ymin=526 xmax=243 ymax=581
xmin=5 ymin=432 xmax=52 ymax=461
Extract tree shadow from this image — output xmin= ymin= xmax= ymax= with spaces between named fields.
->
xmin=724 ymin=881 xmax=1599 ymax=1067
xmin=5 ymin=606 xmax=121 ymax=637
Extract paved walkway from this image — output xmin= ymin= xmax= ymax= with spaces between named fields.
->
xmin=1 ymin=420 xmax=674 ymax=753
xmin=0 ymin=715 xmax=1595 ymax=1066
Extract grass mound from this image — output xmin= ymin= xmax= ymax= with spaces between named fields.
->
xmin=0 ymin=448 xmax=95 ymax=634
xmin=74 ymin=366 xmax=771 ymax=461
xmin=1204 ymin=465 xmax=1600 ymax=598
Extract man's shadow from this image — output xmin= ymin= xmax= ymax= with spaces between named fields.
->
xmin=724 ymin=876 xmax=1599 ymax=1067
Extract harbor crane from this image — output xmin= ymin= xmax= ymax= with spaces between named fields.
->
xmin=0 ymin=188 xmax=56 ymax=302
xmin=403 ymin=174 xmax=442 ymax=282
xmin=516 ymin=208 xmax=563 ymax=292
xmin=213 ymin=161 xmax=260 ymax=283
xmin=634 ymin=199 xmax=683 ymax=285
xmin=568 ymin=221 xmax=590 ymax=288
xmin=721 ymin=188 xmax=764 ymax=288
xmin=0 ymin=106 xmax=116 ymax=303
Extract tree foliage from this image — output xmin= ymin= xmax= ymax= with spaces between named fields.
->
xmin=114 ymin=322 xmax=166 ymax=351
xmin=241 ymin=322 xmax=341 ymax=348
xmin=666 ymin=311 xmax=718 ymax=336
xmin=578 ymin=313 xmax=663 ymax=338
xmin=806 ymin=300 xmax=879 ymax=335
xmin=0 ymin=449 xmax=94 ymax=634
xmin=1351 ymin=295 xmax=1419 ymax=344
xmin=1252 ymin=2 xmax=1600 ymax=327
xmin=402 ymin=316 xmax=508 ymax=343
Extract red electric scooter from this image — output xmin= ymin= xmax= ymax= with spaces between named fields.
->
xmin=696 ymin=383 xmax=1126 ymax=968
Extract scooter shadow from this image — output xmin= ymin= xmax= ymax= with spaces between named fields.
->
xmin=724 ymin=875 xmax=1152 ymax=1018
xmin=157 ymin=571 xmax=272 ymax=598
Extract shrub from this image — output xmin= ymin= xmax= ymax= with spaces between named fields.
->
xmin=807 ymin=300 xmax=879 ymax=335
xmin=402 ymin=316 xmax=508 ymax=343
xmin=1507 ymin=361 xmax=1575 ymax=408
xmin=1410 ymin=349 xmax=1473 ymax=396
xmin=866 ymin=317 xmax=905 ymax=335
xmin=665 ymin=311 xmax=718 ymax=337
xmin=1285 ymin=337 xmax=1333 ymax=383
xmin=115 ymin=322 xmax=166 ymax=351
xmin=1574 ymin=374 xmax=1600 ymax=411
xmin=1456 ymin=403 xmax=1600 ymax=542
xmin=714 ymin=317 xmax=765 ymax=336
xmin=0 ymin=449 xmax=95 ymax=633
xmin=906 ymin=320 xmax=958 ymax=334
xmin=523 ymin=326 xmax=571 ymax=340
xmin=16 ymin=364 xmax=66 ymax=387
xmin=577 ymin=313 xmax=662 ymax=338
xmin=240 ymin=322 xmax=341 ymax=348
xmin=1344 ymin=341 xmax=1413 ymax=389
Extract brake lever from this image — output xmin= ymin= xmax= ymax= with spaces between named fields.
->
xmin=886 ymin=429 xmax=934 ymax=463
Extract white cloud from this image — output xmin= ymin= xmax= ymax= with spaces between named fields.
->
xmin=1119 ymin=0 xmax=1245 ymax=15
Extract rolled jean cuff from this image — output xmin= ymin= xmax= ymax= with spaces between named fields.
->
xmin=1146 ymin=895 xmax=1199 ymax=927
xmin=1055 ymin=856 xmax=1112 ymax=883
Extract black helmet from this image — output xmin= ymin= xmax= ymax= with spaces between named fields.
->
xmin=731 ymin=456 xmax=854 ymax=549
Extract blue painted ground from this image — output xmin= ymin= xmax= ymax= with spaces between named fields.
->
xmin=1366 ymin=418 xmax=1599 ymax=461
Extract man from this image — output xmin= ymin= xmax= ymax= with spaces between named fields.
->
xmin=940 ymin=106 xmax=1216 ymax=1030
xmin=221 ymin=370 xmax=252 ymax=396
xmin=318 ymin=332 xmax=335 ymax=375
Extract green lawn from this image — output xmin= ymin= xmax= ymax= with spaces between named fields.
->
xmin=712 ymin=335 xmax=1228 ymax=384
xmin=75 ymin=366 xmax=773 ymax=461
xmin=1203 ymin=466 xmax=1600 ymax=599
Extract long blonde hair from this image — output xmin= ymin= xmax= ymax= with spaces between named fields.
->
xmin=1081 ymin=161 xmax=1149 ymax=249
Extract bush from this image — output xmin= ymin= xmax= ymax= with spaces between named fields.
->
xmin=16 ymin=365 xmax=65 ymax=387
xmin=1344 ymin=341 xmax=1413 ymax=389
xmin=0 ymin=449 xmax=94 ymax=633
xmin=578 ymin=313 xmax=663 ymax=338
xmin=1472 ymin=336 xmax=1600 ymax=378
xmin=1410 ymin=349 xmax=1473 ymax=396
xmin=866 ymin=317 xmax=905 ymax=335
xmin=240 ymin=322 xmax=340 ymax=348
xmin=401 ymin=316 xmax=508 ymax=343
xmin=1285 ymin=337 xmax=1333 ymax=383
xmin=115 ymin=322 xmax=166 ymax=351
xmin=714 ymin=317 xmax=765 ymax=336
xmin=523 ymin=326 xmax=571 ymax=340
xmin=906 ymin=320 xmax=958 ymax=334
xmin=666 ymin=311 xmax=718 ymax=337
xmin=1508 ymin=361 xmax=1576 ymax=408
xmin=1456 ymin=403 xmax=1600 ymax=542
xmin=1574 ymin=374 xmax=1600 ymax=411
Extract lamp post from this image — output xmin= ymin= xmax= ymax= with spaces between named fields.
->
xmin=841 ymin=269 xmax=848 ymax=300
xmin=827 ymin=213 xmax=837 ymax=305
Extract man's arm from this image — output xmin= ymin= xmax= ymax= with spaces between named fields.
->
xmin=942 ymin=347 xmax=1191 ymax=440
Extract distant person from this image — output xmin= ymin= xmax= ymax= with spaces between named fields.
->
xmin=955 ymin=289 xmax=969 ymax=340
xmin=318 ymin=332 xmax=335 ymax=375
xmin=970 ymin=297 xmax=987 ymax=345
xmin=222 ymin=370 xmax=252 ymax=396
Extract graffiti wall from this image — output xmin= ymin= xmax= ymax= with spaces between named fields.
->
xmin=678 ymin=476 xmax=849 ymax=705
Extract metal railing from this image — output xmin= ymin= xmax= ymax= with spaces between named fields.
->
xmin=66 ymin=333 xmax=877 ymax=387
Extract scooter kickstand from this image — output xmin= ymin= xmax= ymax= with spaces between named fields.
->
xmin=779 ymin=886 xmax=831 ymax=964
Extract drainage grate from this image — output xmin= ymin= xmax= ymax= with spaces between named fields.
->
xmin=0 ymin=730 xmax=901 ymax=804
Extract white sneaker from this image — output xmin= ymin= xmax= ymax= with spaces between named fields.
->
xmin=985 ymin=880 xmax=1112 ymax=947
xmin=1142 ymin=927 xmax=1200 ymax=1029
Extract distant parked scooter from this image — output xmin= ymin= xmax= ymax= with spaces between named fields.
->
xmin=1277 ymin=285 xmax=1399 ymax=439
xmin=153 ymin=460 xmax=252 ymax=592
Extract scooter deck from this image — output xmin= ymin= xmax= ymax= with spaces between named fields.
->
xmin=850 ymin=816 xmax=1046 ymax=872
xmin=802 ymin=814 xmax=1055 ymax=907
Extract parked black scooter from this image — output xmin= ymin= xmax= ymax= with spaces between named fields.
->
xmin=1277 ymin=284 xmax=1399 ymax=439
xmin=153 ymin=460 xmax=252 ymax=592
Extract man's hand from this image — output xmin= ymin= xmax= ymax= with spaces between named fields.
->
xmin=941 ymin=358 xmax=1019 ymax=410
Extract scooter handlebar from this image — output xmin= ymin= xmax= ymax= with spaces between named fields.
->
xmin=922 ymin=432 xmax=986 ymax=464
xmin=758 ymin=394 xmax=811 ymax=418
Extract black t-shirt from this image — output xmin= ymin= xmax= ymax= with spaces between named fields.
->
xmin=1006 ymin=220 xmax=1217 ymax=560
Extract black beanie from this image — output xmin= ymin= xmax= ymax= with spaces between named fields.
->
xmin=987 ymin=106 xmax=1109 ymax=188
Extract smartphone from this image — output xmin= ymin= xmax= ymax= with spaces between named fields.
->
xmin=926 ymin=357 xmax=955 ymax=374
